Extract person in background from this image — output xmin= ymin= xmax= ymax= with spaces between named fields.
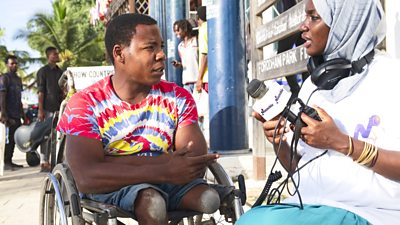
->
xmin=0 ymin=55 xmax=26 ymax=170
xmin=36 ymin=46 xmax=64 ymax=172
xmin=171 ymin=19 xmax=199 ymax=94
xmin=196 ymin=6 xmax=208 ymax=93
xmin=237 ymin=0 xmax=400 ymax=224
xmin=57 ymin=13 xmax=220 ymax=225
xmin=195 ymin=6 xmax=210 ymax=144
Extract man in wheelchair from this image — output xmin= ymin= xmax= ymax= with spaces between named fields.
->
xmin=56 ymin=13 xmax=221 ymax=225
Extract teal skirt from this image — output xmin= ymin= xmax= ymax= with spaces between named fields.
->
xmin=236 ymin=204 xmax=371 ymax=225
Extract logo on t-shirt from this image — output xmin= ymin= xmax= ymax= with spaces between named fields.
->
xmin=354 ymin=115 xmax=380 ymax=140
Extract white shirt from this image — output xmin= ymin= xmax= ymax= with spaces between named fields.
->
xmin=178 ymin=37 xmax=198 ymax=85
xmin=285 ymin=52 xmax=400 ymax=225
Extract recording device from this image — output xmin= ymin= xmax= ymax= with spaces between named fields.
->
xmin=247 ymin=79 xmax=321 ymax=126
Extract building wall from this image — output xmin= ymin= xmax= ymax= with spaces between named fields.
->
xmin=385 ymin=0 xmax=400 ymax=59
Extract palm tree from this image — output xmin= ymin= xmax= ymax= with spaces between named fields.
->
xmin=1 ymin=27 xmax=32 ymax=80
xmin=15 ymin=0 xmax=106 ymax=70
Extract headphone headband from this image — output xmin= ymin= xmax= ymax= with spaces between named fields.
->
xmin=308 ymin=50 xmax=375 ymax=90
xmin=351 ymin=50 xmax=375 ymax=74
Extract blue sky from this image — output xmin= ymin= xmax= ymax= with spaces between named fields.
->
xmin=0 ymin=0 xmax=53 ymax=73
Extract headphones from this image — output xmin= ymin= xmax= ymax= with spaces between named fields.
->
xmin=307 ymin=50 xmax=375 ymax=90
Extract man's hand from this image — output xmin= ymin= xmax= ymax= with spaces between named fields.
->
xmin=38 ymin=110 xmax=45 ymax=122
xmin=171 ymin=60 xmax=182 ymax=68
xmin=166 ymin=141 xmax=218 ymax=185
xmin=0 ymin=114 xmax=7 ymax=124
xmin=195 ymin=80 xmax=203 ymax=92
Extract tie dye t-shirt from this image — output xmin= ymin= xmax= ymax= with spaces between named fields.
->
xmin=56 ymin=75 xmax=198 ymax=157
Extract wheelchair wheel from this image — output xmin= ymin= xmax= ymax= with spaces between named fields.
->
xmin=39 ymin=163 xmax=85 ymax=225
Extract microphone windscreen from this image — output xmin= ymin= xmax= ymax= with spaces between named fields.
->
xmin=247 ymin=79 xmax=267 ymax=98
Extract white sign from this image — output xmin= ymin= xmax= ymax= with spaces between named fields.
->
xmin=67 ymin=66 xmax=114 ymax=90
xmin=256 ymin=1 xmax=305 ymax=47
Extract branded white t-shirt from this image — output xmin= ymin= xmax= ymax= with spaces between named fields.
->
xmin=286 ymin=52 xmax=400 ymax=225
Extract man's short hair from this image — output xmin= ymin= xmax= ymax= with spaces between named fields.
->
xmin=4 ymin=55 xmax=17 ymax=64
xmin=173 ymin=19 xmax=193 ymax=37
xmin=45 ymin=46 xmax=58 ymax=57
xmin=197 ymin=6 xmax=207 ymax=22
xmin=105 ymin=13 xmax=157 ymax=65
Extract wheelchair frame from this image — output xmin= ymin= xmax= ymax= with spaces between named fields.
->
xmin=40 ymin=70 xmax=245 ymax=225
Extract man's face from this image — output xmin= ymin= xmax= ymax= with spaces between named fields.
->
xmin=173 ymin=25 xmax=183 ymax=39
xmin=119 ymin=24 xmax=165 ymax=86
xmin=48 ymin=50 xmax=60 ymax=63
xmin=6 ymin=58 xmax=18 ymax=73
xmin=197 ymin=16 xmax=203 ymax=25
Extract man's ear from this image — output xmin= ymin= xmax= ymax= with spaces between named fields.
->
xmin=113 ymin=45 xmax=125 ymax=64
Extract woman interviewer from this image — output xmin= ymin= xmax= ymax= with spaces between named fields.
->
xmin=237 ymin=0 xmax=400 ymax=224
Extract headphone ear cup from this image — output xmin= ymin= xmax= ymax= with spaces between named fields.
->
xmin=310 ymin=58 xmax=352 ymax=90
xmin=307 ymin=56 xmax=324 ymax=75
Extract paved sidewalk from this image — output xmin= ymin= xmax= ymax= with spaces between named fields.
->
xmin=0 ymin=150 xmax=281 ymax=225
xmin=0 ymin=150 xmax=46 ymax=225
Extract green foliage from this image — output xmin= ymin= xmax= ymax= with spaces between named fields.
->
xmin=15 ymin=0 xmax=107 ymax=70
xmin=0 ymin=45 xmax=36 ymax=89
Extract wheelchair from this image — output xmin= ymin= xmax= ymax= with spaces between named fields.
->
xmin=39 ymin=70 xmax=246 ymax=225
xmin=39 ymin=161 xmax=245 ymax=225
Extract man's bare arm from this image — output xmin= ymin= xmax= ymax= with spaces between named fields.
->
xmin=66 ymin=125 xmax=217 ymax=194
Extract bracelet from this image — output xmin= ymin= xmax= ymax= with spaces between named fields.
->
xmin=355 ymin=142 xmax=371 ymax=163
xmin=362 ymin=144 xmax=378 ymax=167
xmin=355 ymin=141 xmax=379 ymax=167
xmin=346 ymin=136 xmax=354 ymax=156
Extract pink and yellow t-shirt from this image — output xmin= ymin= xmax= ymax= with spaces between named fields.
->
xmin=57 ymin=75 xmax=198 ymax=157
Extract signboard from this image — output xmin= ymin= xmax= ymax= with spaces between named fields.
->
xmin=256 ymin=1 xmax=305 ymax=48
xmin=67 ymin=66 xmax=114 ymax=91
xmin=257 ymin=45 xmax=309 ymax=80
xmin=256 ymin=0 xmax=277 ymax=15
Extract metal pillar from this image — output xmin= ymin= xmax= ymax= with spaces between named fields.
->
xmin=207 ymin=0 xmax=249 ymax=153
xmin=149 ymin=0 xmax=169 ymax=80
xmin=165 ymin=0 xmax=186 ymax=86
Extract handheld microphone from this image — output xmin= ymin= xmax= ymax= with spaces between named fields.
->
xmin=247 ymin=79 xmax=297 ymax=123
xmin=247 ymin=79 xmax=322 ymax=128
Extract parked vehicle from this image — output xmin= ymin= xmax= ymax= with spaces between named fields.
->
xmin=24 ymin=104 xmax=38 ymax=125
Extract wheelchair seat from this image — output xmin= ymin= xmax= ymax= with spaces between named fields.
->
xmin=80 ymin=198 xmax=203 ymax=225
xmin=39 ymin=162 xmax=244 ymax=225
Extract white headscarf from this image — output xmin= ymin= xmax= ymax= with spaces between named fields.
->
xmin=313 ymin=0 xmax=385 ymax=61
xmin=311 ymin=0 xmax=386 ymax=102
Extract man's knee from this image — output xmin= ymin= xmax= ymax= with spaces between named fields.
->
xmin=135 ymin=188 xmax=167 ymax=223
xmin=197 ymin=187 xmax=220 ymax=214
